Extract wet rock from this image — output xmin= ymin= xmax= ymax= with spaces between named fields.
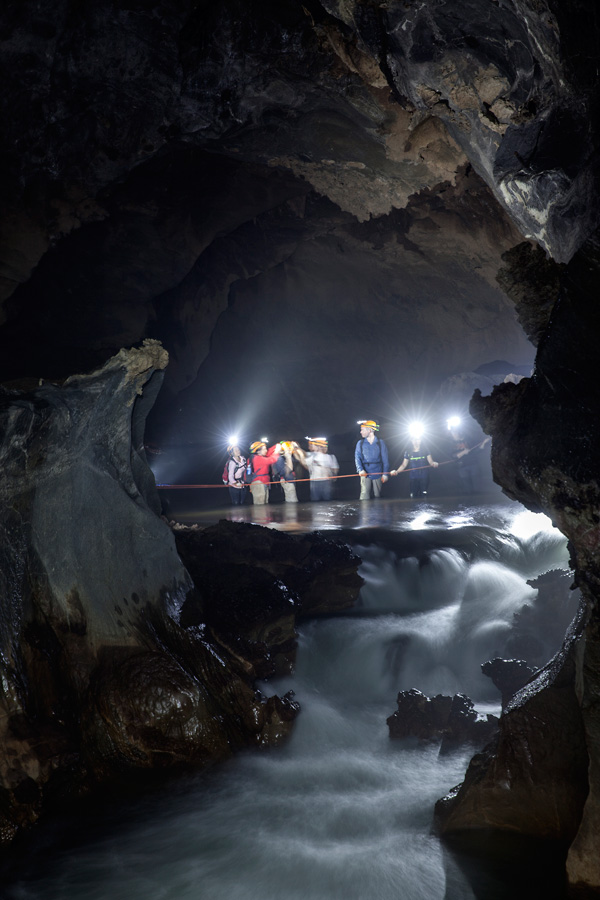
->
xmin=387 ymin=689 xmax=498 ymax=753
xmin=387 ymin=689 xmax=452 ymax=741
xmin=501 ymin=570 xmax=582 ymax=669
xmin=175 ymin=520 xmax=363 ymax=620
xmin=81 ymin=641 xmax=300 ymax=779
xmin=468 ymin=231 xmax=600 ymax=890
xmin=0 ymin=346 xmax=301 ymax=845
xmin=179 ymin=561 xmax=298 ymax=679
xmin=435 ymin=611 xmax=589 ymax=848
xmin=481 ymin=658 xmax=536 ymax=710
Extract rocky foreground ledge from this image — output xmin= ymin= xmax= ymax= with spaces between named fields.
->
xmin=0 ymin=343 xmax=362 ymax=846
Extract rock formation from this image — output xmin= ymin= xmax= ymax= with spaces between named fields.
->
xmin=0 ymin=343 xmax=363 ymax=845
xmin=441 ymin=238 xmax=600 ymax=889
xmin=480 ymin=658 xmax=536 ymax=711
xmin=387 ymin=688 xmax=498 ymax=754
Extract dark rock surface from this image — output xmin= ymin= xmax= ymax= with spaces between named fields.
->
xmin=481 ymin=658 xmax=536 ymax=711
xmin=0 ymin=0 xmax=538 ymax=437
xmin=504 ymin=569 xmax=581 ymax=669
xmin=462 ymin=234 xmax=600 ymax=886
xmin=387 ymin=688 xmax=498 ymax=753
xmin=0 ymin=345 xmax=370 ymax=845
xmin=435 ymin=612 xmax=589 ymax=848
xmin=175 ymin=520 xmax=363 ymax=621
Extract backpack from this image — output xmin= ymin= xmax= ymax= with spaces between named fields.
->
xmin=243 ymin=456 xmax=254 ymax=484
xmin=223 ymin=457 xmax=248 ymax=485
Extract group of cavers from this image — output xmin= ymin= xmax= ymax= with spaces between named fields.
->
xmin=223 ymin=419 xmax=490 ymax=506
xmin=223 ymin=435 xmax=339 ymax=506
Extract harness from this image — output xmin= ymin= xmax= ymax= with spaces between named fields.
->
xmin=223 ymin=457 xmax=247 ymax=484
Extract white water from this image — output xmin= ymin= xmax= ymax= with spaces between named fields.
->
xmin=7 ymin=503 xmax=574 ymax=900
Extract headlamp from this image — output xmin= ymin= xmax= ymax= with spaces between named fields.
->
xmin=408 ymin=420 xmax=425 ymax=439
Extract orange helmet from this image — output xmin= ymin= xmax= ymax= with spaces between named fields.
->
xmin=250 ymin=440 xmax=266 ymax=453
xmin=357 ymin=419 xmax=379 ymax=431
xmin=306 ymin=436 xmax=328 ymax=448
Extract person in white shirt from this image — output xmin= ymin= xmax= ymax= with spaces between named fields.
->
xmin=295 ymin=437 xmax=338 ymax=501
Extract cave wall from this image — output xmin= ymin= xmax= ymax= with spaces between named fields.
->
xmin=0 ymin=0 xmax=551 ymax=439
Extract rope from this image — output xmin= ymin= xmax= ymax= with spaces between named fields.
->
xmin=156 ymin=441 xmax=489 ymax=489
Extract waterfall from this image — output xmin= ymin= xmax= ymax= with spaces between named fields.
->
xmin=6 ymin=503 xmax=574 ymax=900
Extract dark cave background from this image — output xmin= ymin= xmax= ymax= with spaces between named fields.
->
xmin=0 ymin=0 xmax=542 ymax=487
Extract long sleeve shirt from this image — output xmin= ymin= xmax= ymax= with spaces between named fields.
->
xmin=250 ymin=446 xmax=280 ymax=483
xmin=355 ymin=436 xmax=389 ymax=479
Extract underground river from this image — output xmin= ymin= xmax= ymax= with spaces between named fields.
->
xmin=5 ymin=498 xmax=576 ymax=899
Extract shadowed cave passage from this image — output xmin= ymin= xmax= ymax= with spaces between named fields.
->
xmin=1 ymin=146 xmax=533 ymax=450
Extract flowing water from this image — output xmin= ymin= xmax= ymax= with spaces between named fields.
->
xmin=6 ymin=500 xmax=576 ymax=900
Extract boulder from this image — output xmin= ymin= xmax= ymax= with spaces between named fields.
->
xmin=387 ymin=689 xmax=498 ymax=754
xmin=175 ymin=520 xmax=363 ymax=620
xmin=481 ymin=658 xmax=536 ymax=710
xmin=0 ymin=344 xmax=304 ymax=845
xmin=435 ymin=609 xmax=589 ymax=848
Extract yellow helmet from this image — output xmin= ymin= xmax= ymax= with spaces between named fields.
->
xmin=250 ymin=440 xmax=266 ymax=453
xmin=357 ymin=419 xmax=379 ymax=431
xmin=280 ymin=441 xmax=294 ymax=453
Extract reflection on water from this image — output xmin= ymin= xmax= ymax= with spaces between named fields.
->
xmin=6 ymin=498 xmax=573 ymax=900
xmin=177 ymin=494 xmax=555 ymax=536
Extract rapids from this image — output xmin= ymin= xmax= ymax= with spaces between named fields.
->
xmin=5 ymin=499 xmax=576 ymax=900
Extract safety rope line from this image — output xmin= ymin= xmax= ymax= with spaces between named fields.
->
xmin=156 ymin=441 xmax=489 ymax=489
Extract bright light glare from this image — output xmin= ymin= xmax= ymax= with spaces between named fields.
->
xmin=510 ymin=510 xmax=557 ymax=539
xmin=260 ymin=436 xmax=269 ymax=443
xmin=408 ymin=420 xmax=424 ymax=439
xmin=228 ymin=434 xmax=239 ymax=446
xmin=447 ymin=416 xmax=461 ymax=430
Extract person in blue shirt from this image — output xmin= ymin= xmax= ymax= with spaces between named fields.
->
xmin=355 ymin=420 xmax=389 ymax=500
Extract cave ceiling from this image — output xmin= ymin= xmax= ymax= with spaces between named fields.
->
xmin=1 ymin=0 xmax=598 ymax=439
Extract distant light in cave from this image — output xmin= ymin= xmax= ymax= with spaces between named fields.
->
xmin=447 ymin=416 xmax=461 ymax=430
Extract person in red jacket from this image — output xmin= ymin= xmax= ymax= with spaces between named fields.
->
xmin=248 ymin=440 xmax=282 ymax=505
